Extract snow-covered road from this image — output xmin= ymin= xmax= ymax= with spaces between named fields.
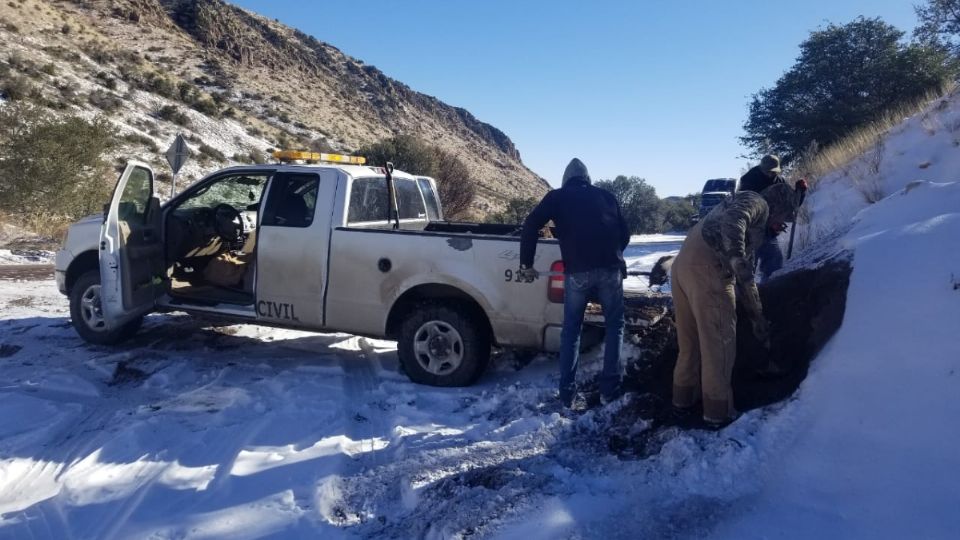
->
xmin=6 ymin=239 xmax=797 ymax=540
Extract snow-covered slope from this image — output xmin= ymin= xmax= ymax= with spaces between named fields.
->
xmin=799 ymin=88 xmax=960 ymax=249
xmin=712 ymin=181 xmax=960 ymax=539
xmin=704 ymin=91 xmax=960 ymax=538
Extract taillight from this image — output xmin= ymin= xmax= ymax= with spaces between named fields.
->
xmin=548 ymin=261 xmax=564 ymax=303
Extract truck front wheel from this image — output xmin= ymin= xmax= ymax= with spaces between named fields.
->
xmin=69 ymin=270 xmax=142 ymax=345
xmin=398 ymin=302 xmax=491 ymax=386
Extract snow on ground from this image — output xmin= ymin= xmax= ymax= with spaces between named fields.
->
xmin=0 ymin=249 xmax=54 ymax=265
xmin=623 ymin=237 xmax=681 ymax=293
xmin=0 ymin=274 xmax=798 ymax=539
xmin=628 ymin=234 xmax=686 ymax=244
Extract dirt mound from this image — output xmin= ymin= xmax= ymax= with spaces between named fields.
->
xmin=588 ymin=257 xmax=853 ymax=457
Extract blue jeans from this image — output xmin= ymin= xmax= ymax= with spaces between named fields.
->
xmin=756 ymin=235 xmax=783 ymax=281
xmin=558 ymin=267 xmax=625 ymax=403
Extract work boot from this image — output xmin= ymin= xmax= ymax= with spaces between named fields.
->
xmin=566 ymin=394 xmax=588 ymax=412
xmin=672 ymin=404 xmax=696 ymax=421
xmin=703 ymin=410 xmax=741 ymax=430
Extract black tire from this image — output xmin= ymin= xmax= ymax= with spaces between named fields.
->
xmin=398 ymin=302 xmax=491 ymax=387
xmin=69 ymin=270 xmax=142 ymax=345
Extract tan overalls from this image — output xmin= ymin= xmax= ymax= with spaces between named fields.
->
xmin=671 ymin=220 xmax=738 ymax=422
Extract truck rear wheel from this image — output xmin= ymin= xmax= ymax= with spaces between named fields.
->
xmin=69 ymin=270 xmax=142 ymax=345
xmin=398 ymin=302 xmax=491 ymax=386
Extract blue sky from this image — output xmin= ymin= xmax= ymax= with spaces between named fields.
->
xmin=232 ymin=0 xmax=917 ymax=196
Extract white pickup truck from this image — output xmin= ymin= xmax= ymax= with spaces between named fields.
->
xmin=56 ymin=154 xmax=566 ymax=386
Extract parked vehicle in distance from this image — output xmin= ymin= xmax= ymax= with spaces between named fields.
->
xmin=55 ymin=152 xmax=568 ymax=387
xmin=696 ymin=178 xmax=737 ymax=220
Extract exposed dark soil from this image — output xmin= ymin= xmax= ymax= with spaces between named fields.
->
xmin=593 ymin=256 xmax=853 ymax=457
xmin=0 ymin=265 xmax=54 ymax=281
xmin=0 ymin=343 xmax=23 ymax=358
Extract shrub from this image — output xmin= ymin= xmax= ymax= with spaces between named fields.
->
xmin=358 ymin=135 xmax=478 ymax=219
xmin=123 ymin=132 xmax=159 ymax=153
xmin=95 ymin=71 xmax=117 ymax=90
xmin=432 ymin=148 xmax=477 ymax=220
xmin=486 ymin=197 xmax=538 ymax=225
xmin=43 ymin=46 xmax=82 ymax=63
xmin=87 ymin=89 xmax=123 ymax=112
xmin=0 ymin=103 xmax=116 ymax=219
xmin=309 ymin=137 xmax=335 ymax=153
xmin=249 ymin=149 xmax=266 ymax=164
xmin=197 ymin=142 xmax=226 ymax=163
xmin=155 ymin=104 xmax=191 ymax=127
xmin=190 ymin=97 xmax=219 ymax=116
xmin=143 ymin=72 xmax=176 ymax=98
xmin=1 ymin=75 xmax=33 ymax=101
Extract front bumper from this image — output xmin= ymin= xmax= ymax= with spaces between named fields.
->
xmin=55 ymin=270 xmax=68 ymax=295
xmin=54 ymin=249 xmax=72 ymax=294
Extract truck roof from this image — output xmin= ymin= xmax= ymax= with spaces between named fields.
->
xmin=209 ymin=163 xmax=424 ymax=181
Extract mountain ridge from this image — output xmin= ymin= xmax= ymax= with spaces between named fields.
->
xmin=0 ymin=0 xmax=548 ymax=214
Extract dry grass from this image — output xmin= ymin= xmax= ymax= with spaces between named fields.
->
xmin=19 ymin=211 xmax=73 ymax=243
xmin=790 ymin=83 xmax=957 ymax=251
xmin=794 ymin=82 xmax=957 ymax=186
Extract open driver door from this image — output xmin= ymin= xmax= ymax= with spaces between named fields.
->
xmin=99 ymin=161 xmax=165 ymax=329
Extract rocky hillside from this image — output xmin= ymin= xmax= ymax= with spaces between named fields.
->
xmin=0 ymin=0 xmax=548 ymax=214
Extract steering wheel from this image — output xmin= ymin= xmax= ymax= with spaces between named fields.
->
xmin=213 ymin=203 xmax=243 ymax=243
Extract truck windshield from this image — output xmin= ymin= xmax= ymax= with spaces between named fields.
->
xmin=703 ymin=179 xmax=735 ymax=193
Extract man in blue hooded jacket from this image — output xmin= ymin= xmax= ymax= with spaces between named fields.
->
xmin=519 ymin=158 xmax=630 ymax=407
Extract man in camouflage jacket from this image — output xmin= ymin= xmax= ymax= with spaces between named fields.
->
xmin=671 ymin=182 xmax=801 ymax=426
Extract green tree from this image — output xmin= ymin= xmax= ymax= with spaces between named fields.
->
xmin=487 ymin=197 xmax=538 ymax=224
xmin=595 ymin=175 xmax=661 ymax=234
xmin=742 ymin=17 xmax=958 ymax=162
xmin=915 ymin=0 xmax=960 ymax=54
xmin=0 ymin=103 xmax=116 ymax=219
xmin=358 ymin=135 xmax=477 ymax=219
xmin=659 ymin=196 xmax=697 ymax=232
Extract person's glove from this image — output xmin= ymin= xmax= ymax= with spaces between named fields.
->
xmin=752 ymin=317 xmax=771 ymax=349
xmin=796 ymin=178 xmax=808 ymax=193
xmin=728 ymin=256 xmax=754 ymax=283
xmin=517 ymin=265 xmax=539 ymax=282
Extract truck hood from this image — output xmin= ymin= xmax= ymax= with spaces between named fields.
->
xmin=76 ymin=213 xmax=103 ymax=225
xmin=60 ymin=214 xmax=102 ymax=259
